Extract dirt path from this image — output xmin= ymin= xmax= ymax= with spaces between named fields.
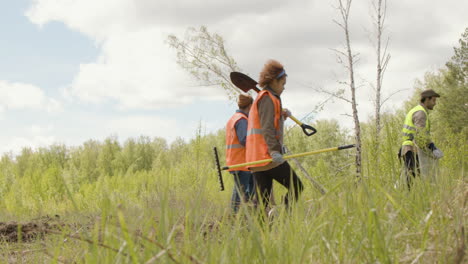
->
xmin=0 ymin=216 xmax=63 ymax=243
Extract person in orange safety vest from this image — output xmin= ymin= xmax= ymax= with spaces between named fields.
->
xmin=246 ymin=59 xmax=304 ymax=212
xmin=226 ymin=93 xmax=255 ymax=213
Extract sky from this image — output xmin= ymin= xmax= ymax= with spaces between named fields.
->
xmin=0 ymin=0 xmax=466 ymax=155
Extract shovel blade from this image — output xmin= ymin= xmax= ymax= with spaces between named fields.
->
xmin=230 ymin=72 xmax=260 ymax=93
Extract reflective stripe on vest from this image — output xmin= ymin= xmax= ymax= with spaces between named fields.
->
xmin=225 ymin=112 xmax=249 ymax=171
xmin=226 ymin=144 xmax=244 ymax=149
xmin=402 ymin=105 xmax=429 ymax=146
xmin=245 ymin=90 xmax=282 ymax=168
xmin=246 ymin=128 xmax=282 ymax=138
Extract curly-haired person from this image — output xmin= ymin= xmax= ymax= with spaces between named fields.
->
xmin=246 ymin=59 xmax=304 ymax=213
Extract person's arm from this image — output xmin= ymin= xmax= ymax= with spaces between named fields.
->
xmin=234 ymin=118 xmax=248 ymax=146
xmin=258 ymin=96 xmax=282 ymax=155
xmin=413 ymin=110 xmax=432 ymax=149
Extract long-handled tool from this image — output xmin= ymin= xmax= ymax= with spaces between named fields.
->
xmin=283 ymin=145 xmax=327 ymax=195
xmin=230 ymin=72 xmax=317 ymax=136
xmin=213 ymin=144 xmax=355 ymax=191
xmin=213 ymin=147 xmax=225 ymax=191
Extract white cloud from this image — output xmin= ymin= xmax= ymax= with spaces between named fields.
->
xmin=24 ymin=0 xmax=467 ymax=127
xmin=0 ymin=80 xmax=63 ymax=113
xmin=26 ymin=0 xmax=135 ymax=40
xmin=27 ymin=0 xmax=232 ymax=110
xmin=29 ymin=124 xmax=55 ymax=134
xmin=105 ymin=115 xmax=187 ymax=142
xmin=0 ymin=123 xmax=60 ymax=155
xmin=66 ymin=29 xmax=226 ymax=110
xmin=0 ymin=135 xmax=56 ymax=156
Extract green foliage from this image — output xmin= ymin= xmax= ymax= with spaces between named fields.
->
xmin=0 ymin=109 xmax=465 ymax=264
xmin=411 ymin=28 xmax=467 ymax=137
xmin=0 ymin=28 xmax=466 ymax=264
xmin=97 ymin=136 xmax=121 ymax=177
xmin=361 ymin=113 xmax=403 ymax=181
xmin=285 ymin=119 xmax=354 ymax=182
xmin=403 ymin=28 xmax=468 ymax=174
xmin=446 ymin=27 xmax=467 ymax=88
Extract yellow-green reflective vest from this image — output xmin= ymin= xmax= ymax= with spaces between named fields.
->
xmin=402 ymin=105 xmax=429 ymax=146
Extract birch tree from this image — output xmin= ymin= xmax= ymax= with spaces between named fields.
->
xmin=167 ymin=26 xmax=242 ymax=102
xmin=333 ymin=0 xmax=362 ymax=176
xmin=367 ymin=0 xmax=392 ymax=172
xmin=371 ymin=0 xmax=391 ymax=138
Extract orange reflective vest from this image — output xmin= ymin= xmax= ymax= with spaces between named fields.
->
xmin=246 ymin=89 xmax=282 ymax=168
xmin=225 ymin=112 xmax=249 ymax=171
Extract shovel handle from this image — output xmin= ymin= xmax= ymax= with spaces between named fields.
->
xmin=230 ymin=72 xmax=318 ymax=137
xmin=301 ymin=123 xmax=317 ymax=136
xmin=289 ymin=115 xmax=318 ymax=136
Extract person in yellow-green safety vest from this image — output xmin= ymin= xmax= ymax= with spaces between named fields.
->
xmin=400 ymin=89 xmax=443 ymax=189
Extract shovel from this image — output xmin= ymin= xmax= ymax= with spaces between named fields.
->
xmin=230 ymin=72 xmax=317 ymax=136
xmin=213 ymin=144 xmax=355 ymax=191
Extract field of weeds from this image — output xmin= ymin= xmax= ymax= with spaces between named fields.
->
xmin=0 ymin=118 xmax=466 ymax=263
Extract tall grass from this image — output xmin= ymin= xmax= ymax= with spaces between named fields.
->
xmin=0 ymin=119 xmax=466 ymax=263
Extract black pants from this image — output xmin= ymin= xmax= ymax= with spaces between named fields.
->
xmin=403 ymin=150 xmax=419 ymax=190
xmin=253 ymin=162 xmax=304 ymax=209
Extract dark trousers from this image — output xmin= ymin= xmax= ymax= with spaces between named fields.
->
xmin=404 ymin=150 xmax=419 ymax=190
xmin=253 ymin=162 xmax=304 ymax=209
xmin=230 ymin=171 xmax=255 ymax=213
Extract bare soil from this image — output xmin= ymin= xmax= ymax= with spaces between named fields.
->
xmin=0 ymin=216 xmax=63 ymax=243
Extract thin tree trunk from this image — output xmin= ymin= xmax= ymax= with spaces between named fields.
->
xmin=340 ymin=0 xmax=362 ymax=176
xmin=375 ymin=0 xmax=383 ymax=137
xmin=372 ymin=0 xmax=390 ymax=172
xmin=374 ymin=0 xmax=383 ymax=171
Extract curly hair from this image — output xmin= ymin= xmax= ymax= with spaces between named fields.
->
xmin=258 ymin=59 xmax=285 ymax=88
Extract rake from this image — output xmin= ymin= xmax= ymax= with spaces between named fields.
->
xmin=213 ymin=144 xmax=355 ymax=191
